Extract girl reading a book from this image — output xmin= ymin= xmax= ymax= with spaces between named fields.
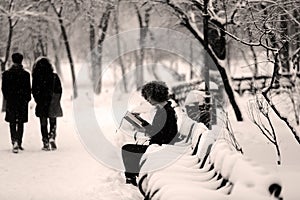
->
xmin=121 ymin=81 xmax=178 ymax=186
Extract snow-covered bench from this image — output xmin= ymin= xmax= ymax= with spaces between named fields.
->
xmin=137 ymin=114 xmax=283 ymax=200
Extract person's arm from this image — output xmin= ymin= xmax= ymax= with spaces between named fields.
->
xmin=25 ymin=72 xmax=31 ymax=102
xmin=53 ymin=74 xmax=62 ymax=94
xmin=144 ymin=108 xmax=165 ymax=141
xmin=31 ymin=77 xmax=38 ymax=101
xmin=146 ymin=104 xmax=178 ymax=145
xmin=1 ymin=72 xmax=8 ymax=99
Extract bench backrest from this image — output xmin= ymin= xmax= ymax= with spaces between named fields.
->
xmin=177 ymin=114 xmax=196 ymax=144
xmin=209 ymin=140 xmax=282 ymax=199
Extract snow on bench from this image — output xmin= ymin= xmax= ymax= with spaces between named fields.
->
xmin=137 ymin=114 xmax=283 ymax=200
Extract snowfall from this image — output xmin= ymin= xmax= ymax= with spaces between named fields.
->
xmin=0 ymin=62 xmax=300 ymax=200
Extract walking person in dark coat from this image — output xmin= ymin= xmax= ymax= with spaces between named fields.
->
xmin=32 ymin=57 xmax=63 ymax=151
xmin=1 ymin=53 xmax=31 ymax=153
xmin=121 ymin=81 xmax=178 ymax=186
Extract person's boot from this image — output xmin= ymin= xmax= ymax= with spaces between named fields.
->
xmin=42 ymin=142 xmax=50 ymax=151
xmin=41 ymin=125 xmax=50 ymax=151
xmin=18 ymin=146 xmax=24 ymax=151
xmin=18 ymin=142 xmax=24 ymax=150
xmin=125 ymin=176 xmax=137 ymax=186
xmin=17 ymin=123 xmax=24 ymax=151
xmin=49 ymin=127 xmax=57 ymax=150
xmin=12 ymin=142 xmax=19 ymax=154
xmin=49 ymin=138 xmax=57 ymax=150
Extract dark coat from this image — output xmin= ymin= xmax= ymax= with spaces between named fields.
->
xmin=32 ymin=73 xmax=62 ymax=118
xmin=145 ymin=101 xmax=178 ymax=145
xmin=1 ymin=64 xmax=31 ymax=123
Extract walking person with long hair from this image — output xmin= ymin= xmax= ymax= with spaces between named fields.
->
xmin=32 ymin=57 xmax=63 ymax=151
xmin=1 ymin=53 xmax=31 ymax=153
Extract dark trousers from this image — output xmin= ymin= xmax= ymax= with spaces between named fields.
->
xmin=9 ymin=122 xmax=24 ymax=146
xmin=40 ymin=117 xmax=57 ymax=143
xmin=121 ymin=144 xmax=149 ymax=178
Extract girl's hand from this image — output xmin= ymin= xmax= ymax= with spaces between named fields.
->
xmin=134 ymin=126 xmax=145 ymax=133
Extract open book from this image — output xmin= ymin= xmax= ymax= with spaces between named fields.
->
xmin=124 ymin=111 xmax=149 ymax=129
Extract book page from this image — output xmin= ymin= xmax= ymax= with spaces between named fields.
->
xmin=124 ymin=111 xmax=144 ymax=129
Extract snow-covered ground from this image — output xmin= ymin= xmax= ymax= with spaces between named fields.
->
xmin=0 ymin=86 xmax=144 ymax=200
xmin=0 ymin=62 xmax=300 ymax=200
xmin=227 ymin=94 xmax=300 ymax=200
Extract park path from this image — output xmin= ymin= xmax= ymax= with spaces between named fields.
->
xmin=0 ymin=92 xmax=143 ymax=200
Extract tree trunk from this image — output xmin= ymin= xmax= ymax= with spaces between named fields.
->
xmin=48 ymin=1 xmax=77 ymax=98
xmin=203 ymin=0 xmax=212 ymax=128
xmin=280 ymin=14 xmax=290 ymax=73
xmin=164 ymin=0 xmax=243 ymax=121
xmin=89 ymin=22 xmax=96 ymax=82
xmin=135 ymin=6 xmax=144 ymax=89
xmin=114 ymin=0 xmax=128 ymax=92
xmin=296 ymin=10 xmax=300 ymax=72
xmin=189 ymin=41 xmax=194 ymax=80
xmin=94 ymin=5 xmax=112 ymax=94
xmin=185 ymin=21 xmax=243 ymax=121
xmin=138 ymin=27 xmax=145 ymax=88
xmin=1 ymin=17 xmax=14 ymax=112
xmin=1 ymin=17 xmax=13 ymax=73
xmin=135 ymin=5 xmax=151 ymax=89
xmin=246 ymin=26 xmax=258 ymax=77
xmin=58 ymin=17 xmax=78 ymax=98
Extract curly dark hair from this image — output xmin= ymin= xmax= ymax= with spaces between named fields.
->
xmin=32 ymin=57 xmax=54 ymax=78
xmin=141 ymin=81 xmax=169 ymax=103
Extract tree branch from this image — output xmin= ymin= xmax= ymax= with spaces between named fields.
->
xmin=216 ymin=23 xmax=279 ymax=52
xmin=164 ymin=0 xmax=243 ymax=121
xmin=0 ymin=5 xmax=9 ymax=15
xmin=262 ymin=53 xmax=300 ymax=144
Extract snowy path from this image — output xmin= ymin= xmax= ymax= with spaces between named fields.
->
xmin=152 ymin=64 xmax=183 ymax=84
xmin=0 ymin=92 xmax=143 ymax=200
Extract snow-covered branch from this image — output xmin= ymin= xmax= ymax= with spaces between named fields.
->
xmin=210 ymin=21 xmax=279 ymax=52
xmin=0 ymin=5 xmax=9 ymax=15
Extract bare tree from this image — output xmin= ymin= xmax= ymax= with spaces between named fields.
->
xmin=145 ymin=0 xmax=300 ymax=145
xmin=47 ymin=0 xmax=78 ymax=98
xmin=243 ymin=1 xmax=300 ymax=144
xmin=147 ymin=0 xmax=243 ymax=121
xmin=114 ymin=0 xmax=128 ymax=92
xmin=227 ymin=0 xmax=300 ymax=144
xmin=248 ymin=96 xmax=282 ymax=165
xmin=261 ymin=54 xmax=300 ymax=144
xmin=94 ymin=3 xmax=113 ymax=94
xmin=0 ymin=0 xmax=36 ymax=72
xmin=0 ymin=0 xmax=15 ymax=112
xmin=134 ymin=3 xmax=152 ymax=89
xmin=87 ymin=0 xmax=97 ymax=83
xmin=0 ymin=0 xmax=38 ymax=111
